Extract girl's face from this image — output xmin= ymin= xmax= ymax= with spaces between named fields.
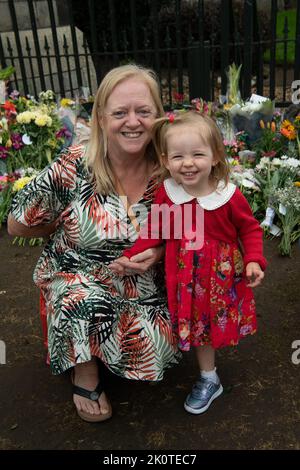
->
xmin=165 ymin=124 xmax=217 ymax=196
xmin=102 ymin=77 xmax=157 ymax=159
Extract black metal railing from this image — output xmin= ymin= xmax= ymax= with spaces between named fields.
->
xmin=0 ymin=0 xmax=299 ymax=107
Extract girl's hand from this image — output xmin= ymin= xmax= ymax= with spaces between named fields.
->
xmin=109 ymin=256 xmax=130 ymax=276
xmin=246 ymin=262 xmax=264 ymax=288
xmin=108 ymin=246 xmax=165 ymax=276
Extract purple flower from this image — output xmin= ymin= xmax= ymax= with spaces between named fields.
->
xmin=9 ymin=90 xmax=20 ymax=100
xmin=0 ymin=146 xmax=9 ymax=159
xmin=56 ymin=126 xmax=72 ymax=139
xmin=11 ymin=133 xmax=24 ymax=150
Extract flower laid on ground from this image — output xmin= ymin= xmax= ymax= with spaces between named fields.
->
xmin=269 ymin=183 xmax=300 ymax=256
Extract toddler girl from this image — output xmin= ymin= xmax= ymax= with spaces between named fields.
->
xmin=110 ymin=111 xmax=266 ymax=414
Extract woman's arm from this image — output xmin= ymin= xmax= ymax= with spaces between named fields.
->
xmin=7 ymin=214 xmax=58 ymax=238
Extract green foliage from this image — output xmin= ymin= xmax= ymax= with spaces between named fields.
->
xmin=0 ymin=65 xmax=15 ymax=80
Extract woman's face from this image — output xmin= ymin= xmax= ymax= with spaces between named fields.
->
xmin=102 ymin=77 xmax=157 ymax=159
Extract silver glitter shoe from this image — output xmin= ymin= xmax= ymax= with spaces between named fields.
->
xmin=184 ymin=376 xmax=223 ymax=414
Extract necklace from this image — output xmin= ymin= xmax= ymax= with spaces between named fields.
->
xmin=113 ymin=161 xmax=153 ymax=233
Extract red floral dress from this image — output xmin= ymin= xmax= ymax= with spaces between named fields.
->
xmin=124 ymin=178 xmax=267 ymax=352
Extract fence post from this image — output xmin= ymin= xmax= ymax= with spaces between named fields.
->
xmin=130 ymin=0 xmax=139 ymax=63
xmin=87 ymin=0 xmax=100 ymax=84
xmin=0 ymin=35 xmax=7 ymax=69
xmin=203 ymin=40 xmax=211 ymax=101
xmin=151 ymin=0 xmax=161 ymax=80
xmin=254 ymin=0 xmax=264 ymax=95
xmin=220 ymin=0 xmax=231 ymax=96
xmin=67 ymin=0 xmax=83 ymax=89
xmin=27 ymin=0 xmax=46 ymax=91
xmin=188 ymin=40 xmax=210 ymax=101
xmin=270 ymin=0 xmax=278 ymax=100
xmin=47 ymin=0 xmax=65 ymax=96
xmin=175 ymin=0 xmax=183 ymax=95
xmin=295 ymin=0 xmax=300 ymax=80
xmin=8 ymin=0 xmax=29 ymax=95
xmin=109 ymin=0 xmax=119 ymax=64
xmin=243 ymin=0 xmax=254 ymax=98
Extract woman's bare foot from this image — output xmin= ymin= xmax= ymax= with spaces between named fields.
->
xmin=72 ymin=357 xmax=111 ymax=417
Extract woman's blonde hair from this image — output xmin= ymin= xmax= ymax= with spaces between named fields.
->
xmin=85 ymin=64 xmax=164 ymax=194
xmin=152 ymin=111 xmax=229 ymax=185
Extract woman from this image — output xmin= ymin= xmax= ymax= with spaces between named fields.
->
xmin=7 ymin=64 xmax=179 ymax=422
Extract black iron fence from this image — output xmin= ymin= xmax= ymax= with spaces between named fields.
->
xmin=0 ymin=0 xmax=299 ymax=107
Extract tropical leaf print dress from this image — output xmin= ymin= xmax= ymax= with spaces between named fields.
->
xmin=10 ymin=146 xmax=179 ymax=379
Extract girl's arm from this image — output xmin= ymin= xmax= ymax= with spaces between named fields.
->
xmin=109 ymin=184 xmax=168 ymax=275
xmin=230 ymin=188 xmax=267 ymax=271
xmin=123 ymin=184 xmax=168 ymax=259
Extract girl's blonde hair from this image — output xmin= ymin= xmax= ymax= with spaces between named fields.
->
xmin=85 ymin=64 xmax=164 ymax=194
xmin=152 ymin=111 xmax=229 ymax=185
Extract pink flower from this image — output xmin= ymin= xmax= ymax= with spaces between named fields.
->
xmin=11 ymin=133 xmax=24 ymax=150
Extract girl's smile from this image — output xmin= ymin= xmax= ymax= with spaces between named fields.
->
xmin=165 ymin=124 xmax=217 ymax=197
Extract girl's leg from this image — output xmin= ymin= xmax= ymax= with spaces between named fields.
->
xmin=195 ymin=344 xmax=215 ymax=372
xmin=184 ymin=344 xmax=223 ymax=414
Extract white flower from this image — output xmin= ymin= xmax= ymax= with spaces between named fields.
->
xmin=22 ymin=134 xmax=32 ymax=145
xmin=281 ymin=158 xmax=300 ymax=168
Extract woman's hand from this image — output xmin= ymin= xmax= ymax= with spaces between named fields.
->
xmin=246 ymin=262 xmax=264 ymax=288
xmin=109 ymin=246 xmax=165 ymax=276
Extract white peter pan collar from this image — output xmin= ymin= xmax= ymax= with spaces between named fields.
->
xmin=163 ymin=178 xmax=236 ymax=210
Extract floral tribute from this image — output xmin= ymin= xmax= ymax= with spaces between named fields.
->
xmin=0 ymin=89 xmax=73 ymax=227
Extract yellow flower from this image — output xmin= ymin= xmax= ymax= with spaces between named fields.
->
xmin=5 ymin=138 xmax=12 ymax=148
xmin=223 ymin=104 xmax=232 ymax=110
xmin=294 ymin=182 xmax=300 ymax=187
xmin=16 ymin=111 xmax=35 ymax=124
xmin=35 ymin=114 xmax=52 ymax=127
xmin=13 ymin=176 xmax=33 ymax=192
xmin=60 ymin=98 xmax=74 ymax=108
xmin=259 ymin=120 xmax=265 ymax=129
xmin=282 ymin=119 xmax=292 ymax=128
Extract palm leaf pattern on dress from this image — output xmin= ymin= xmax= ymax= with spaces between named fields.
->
xmin=116 ymin=309 xmax=157 ymax=380
xmin=10 ymin=146 xmax=179 ymax=378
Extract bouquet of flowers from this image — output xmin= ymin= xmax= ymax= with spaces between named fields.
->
xmin=0 ymin=90 xmax=73 ymax=225
xmin=229 ymin=94 xmax=274 ymax=144
xmin=269 ymin=182 xmax=300 ymax=256
xmin=0 ymin=90 xmax=72 ymax=174
xmin=0 ymin=167 xmax=39 ymax=227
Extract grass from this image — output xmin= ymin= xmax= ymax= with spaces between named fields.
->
xmin=263 ymin=9 xmax=296 ymax=65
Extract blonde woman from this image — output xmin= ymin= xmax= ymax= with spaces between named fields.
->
xmin=8 ymin=64 xmax=179 ymax=422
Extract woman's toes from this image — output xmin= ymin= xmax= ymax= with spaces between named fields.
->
xmin=99 ymin=393 xmax=109 ymax=414
xmin=92 ymin=402 xmax=101 ymax=415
